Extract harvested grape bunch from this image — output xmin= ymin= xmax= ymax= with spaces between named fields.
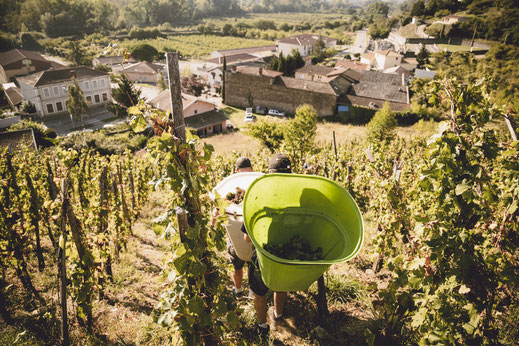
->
xmin=225 ymin=187 xmax=245 ymax=204
xmin=264 ymin=235 xmax=323 ymax=261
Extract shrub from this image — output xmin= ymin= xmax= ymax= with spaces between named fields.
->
xmin=129 ymin=27 xmax=162 ymax=40
xmin=8 ymin=120 xmax=57 ymax=148
xmin=366 ymin=102 xmax=397 ymax=145
xmin=129 ymin=43 xmax=159 ymax=62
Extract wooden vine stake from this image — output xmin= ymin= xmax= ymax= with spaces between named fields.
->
xmin=167 ymin=51 xmax=217 ymax=344
xmin=58 ymin=178 xmax=70 ymax=346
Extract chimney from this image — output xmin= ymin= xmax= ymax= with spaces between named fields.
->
xmin=258 ymin=67 xmax=263 ymax=75
xmin=406 ymin=86 xmax=410 ymax=104
xmin=401 ymin=72 xmax=405 ymax=86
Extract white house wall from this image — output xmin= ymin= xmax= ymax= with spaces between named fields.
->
xmin=20 ymin=75 xmax=111 ymax=117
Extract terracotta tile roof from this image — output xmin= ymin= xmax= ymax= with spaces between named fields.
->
xmin=4 ymin=86 xmax=24 ymax=106
xmin=214 ymin=46 xmax=276 ymax=57
xmin=361 ymin=52 xmax=375 ymax=59
xmin=383 ymin=66 xmax=412 ymax=77
xmin=148 ymin=90 xmax=214 ymax=113
xmin=235 ymin=66 xmax=283 ymax=77
xmin=93 ymin=55 xmax=137 ymax=65
xmin=0 ymin=49 xmax=48 ymax=67
xmin=120 ymin=62 xmax=164 ymax=74
xmin=295 ymin=65 xmax=334 ymax=75
xmin=335 ymin=60 xmax=370 ymax=71
xmin=17 ymin=67 xmax=108 ymax=87
xmin=184 ymin=109 xmax=228 ymax=129
xmin=276 ymin=34 xmax=336 ymax=46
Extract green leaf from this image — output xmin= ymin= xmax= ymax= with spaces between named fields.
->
xmin=455 ymin=183 xmax=470 ymax=196
xmin=128 ymin=106 xmax=142 ymax=115
xmin=129 ymin=115 xmax=147 ymax=133
xmin=411 ymin=307 xmax=428 ymax=328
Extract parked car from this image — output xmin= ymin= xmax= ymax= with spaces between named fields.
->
xmin=268 ymin=109 xmax=286 ymax=117
xmin=255 ymin=106 xmax=267 ymax=115
xmin=244 ymin=114 xmax=256 ymax=123
xmin=245 ymin=107 xmax=253 ymax=117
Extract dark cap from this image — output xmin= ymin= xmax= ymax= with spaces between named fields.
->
xmin=268 ymin=154 xmax=291 ymax=173
xmin=235 ymin=157 xmax=252 ymax=170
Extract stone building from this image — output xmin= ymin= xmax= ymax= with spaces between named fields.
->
xmin=225 ymin=65 xmax=410 ymax=116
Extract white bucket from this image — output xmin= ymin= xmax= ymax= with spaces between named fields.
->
xmin=212 ymin=172 xmax=264 ymax=262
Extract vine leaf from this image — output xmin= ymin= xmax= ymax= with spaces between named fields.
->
xmin=455 ymin=182 xmax=470 ymax=195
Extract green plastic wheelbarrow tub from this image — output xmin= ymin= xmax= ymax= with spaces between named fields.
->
xmin=243 ymin=174 xmax=363 ymax=292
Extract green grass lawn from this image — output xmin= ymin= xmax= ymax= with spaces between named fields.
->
xmin=437 ymin=44 xmax=472 ymax=52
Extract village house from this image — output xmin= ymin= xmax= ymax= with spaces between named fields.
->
xmin=335 ymin=60 xmax=370 ymax=71
xmin=148 ymin=91 xmax=227 ymax=137
xmin=225 ymin=65 xmax=410 ymax=117
xmin=276 ymin=34 xmax=337 ymax=57
xmin=374 ymin=50 xmax=403 ymax=70
xmin=294 ymin=65 xmax=334 ymax=82
xmin=360 ymin=53 xmax=376 ymax=68
xmin=200 ymin=53 xmax=267 ymax=89
xmin=92 ymin=55 xmax=137 ymax=67
xmin=0 ymin=49 xmax=63 ymax=83
xmin=17 ymin=67 xmax=111 ymax=117
xmin=92 ymin=55 xmax=137 ymax=73
xmin=436 ymin=15 xmax=468 ymax=25
xmin=118 ymin=62 xmax=165 ymax=84
xmin=344 ymin=70 xmax=410 ymax=111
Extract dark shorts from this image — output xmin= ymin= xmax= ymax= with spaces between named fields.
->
xmin=228 ymin=245 xmax=245 ymax=270
xmin=248 ymin=254 xmax=269 ymax=296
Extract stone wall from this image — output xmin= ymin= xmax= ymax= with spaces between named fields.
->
xmin=224 ymin=71 xmax=337 ymax=117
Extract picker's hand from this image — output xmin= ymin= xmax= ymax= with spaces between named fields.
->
xmin=244 ymin=234 xmax=251 ymax=243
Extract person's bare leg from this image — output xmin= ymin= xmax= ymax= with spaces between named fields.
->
xmin=274 ymin=292 xmax=287 ymax=317
xmin=233 ymin=268 xmax=243 ymax=290
xmin=254 ymin=293 xmax=268 ymax=324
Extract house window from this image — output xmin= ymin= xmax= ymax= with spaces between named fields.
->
xmin=56 ymin=101 xmax=63 ymax=112
xmin=194 ymin=110 xmax=198 ymax=114
xmin=43 ymin=88 xmax=50 ymax=97
xmin=46 ymin=103 xmax=54 ymax=113
xmin=53 ymin=86 xmax=59 ymax=96
xmin=102 ymin=93 xmax=108 ymax=101
xmin=93 ymin=80 xmax=98 ymax=89
xmin=100 ymin=79 xmax=105 ymax=88
xmin=84 ymin=81 xmax=90 ymax=90
xmin=86 ymin=95 xmax=92 ymax=104
xmin=94 ymin=94 xmax=100 ymax=103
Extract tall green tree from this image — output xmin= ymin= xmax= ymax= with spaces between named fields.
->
xmin=106 ymin=74 xmax=141 ymax=118
xmin=66 ymin=77 xmax=88 ymax=127
xmin=416 ymin=45 xmax=430 ymax=69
